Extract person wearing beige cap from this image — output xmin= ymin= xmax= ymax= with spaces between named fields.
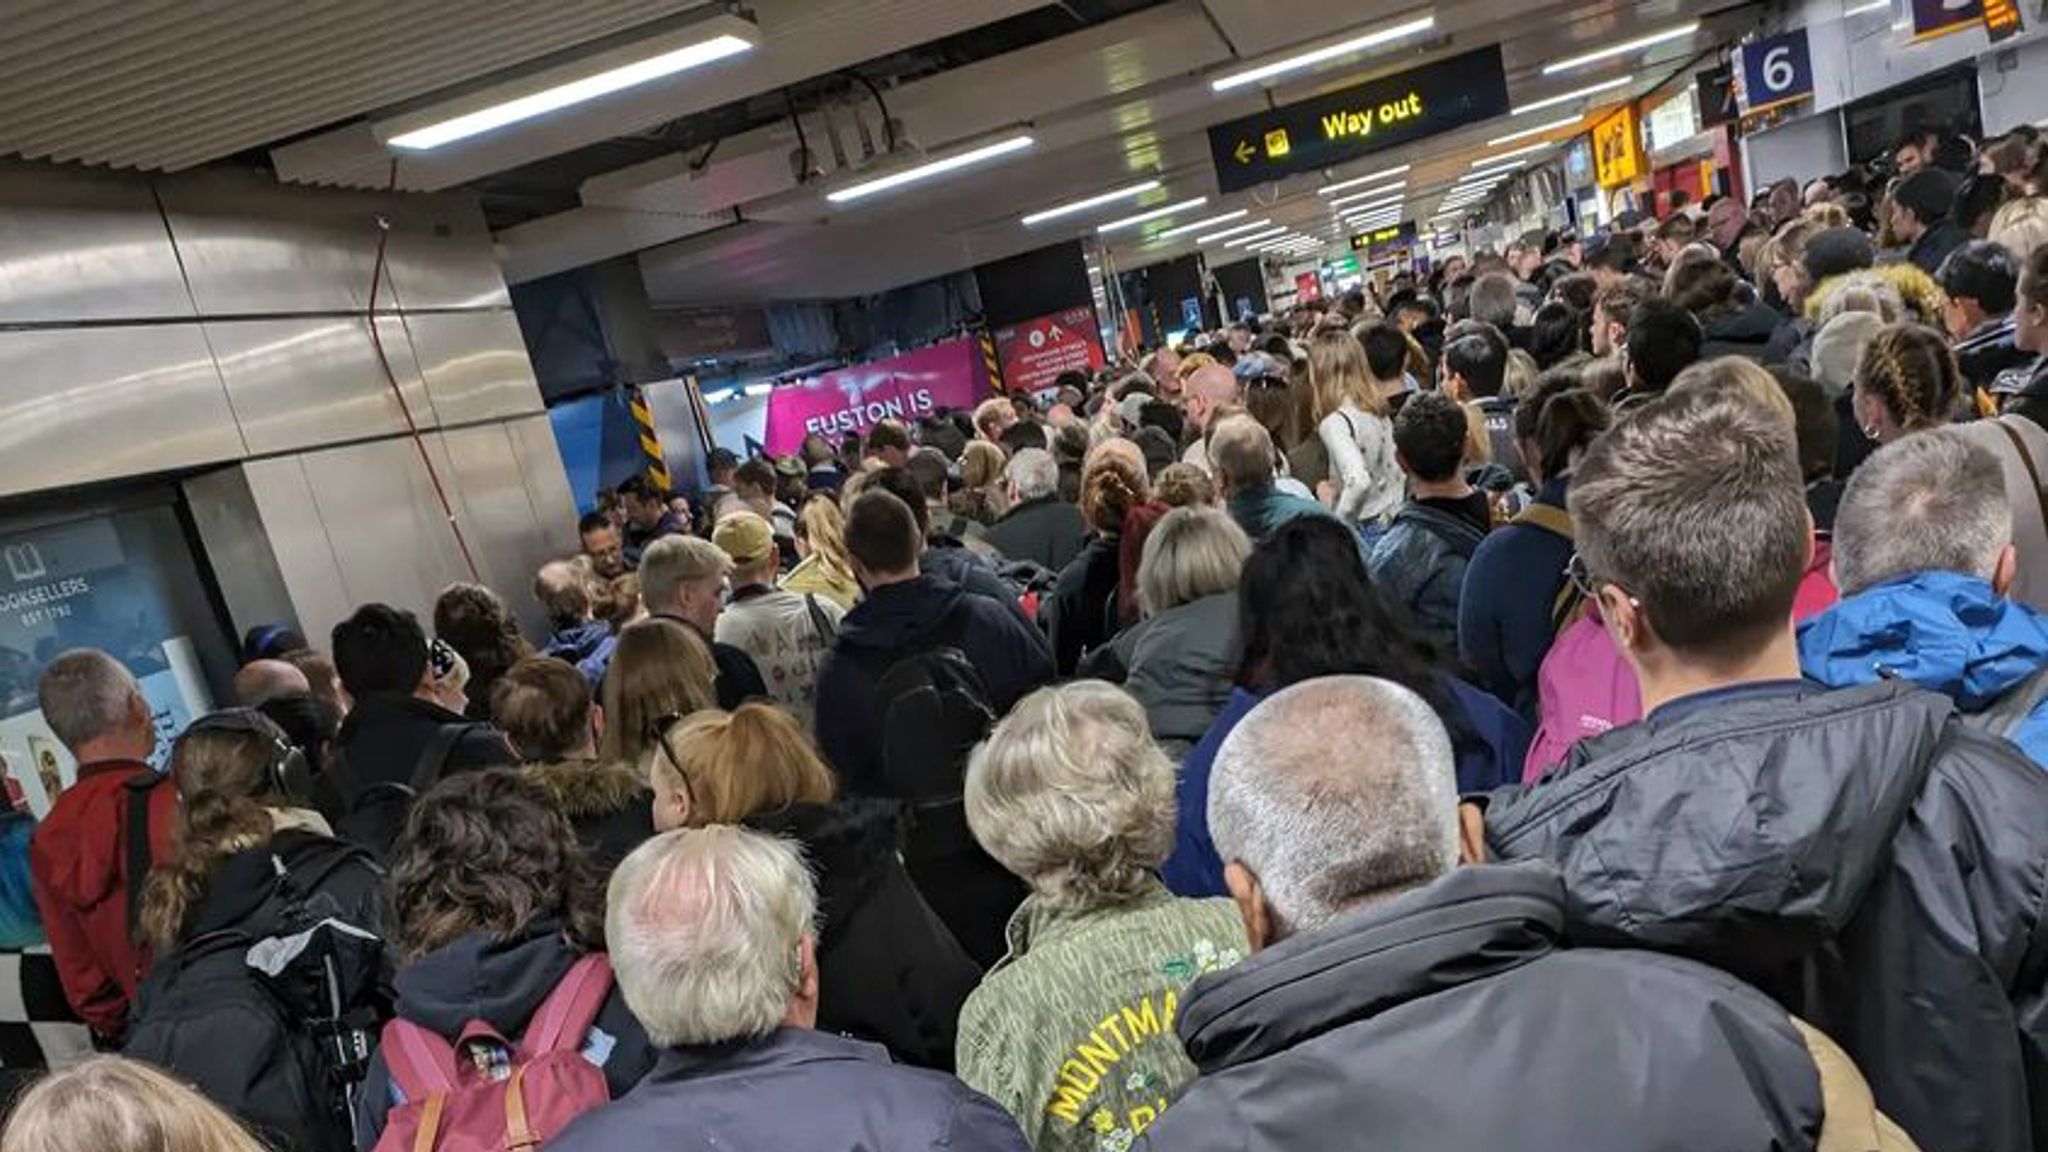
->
xmin=711 ymin=510 xmax=844 ymax=731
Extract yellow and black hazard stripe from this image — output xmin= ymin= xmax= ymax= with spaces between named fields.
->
xmin=979 ymin=328 xmax=1005 ymax=395
xmin=628 ymin=389 xmax=672 ymax=493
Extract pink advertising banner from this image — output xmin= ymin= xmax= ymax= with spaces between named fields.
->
xmin=761 ymin=337 xmax=993 ymax=456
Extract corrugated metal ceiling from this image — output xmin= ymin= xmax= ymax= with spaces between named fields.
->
xmin=0 ymin=0 xmax=713 ymax=171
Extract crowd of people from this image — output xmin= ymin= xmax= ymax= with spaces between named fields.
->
xmin=3 ymin=123 xmax=2048 ymax=1152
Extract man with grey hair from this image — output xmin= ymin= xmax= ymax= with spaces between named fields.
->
xmin=1481 ymin=387 xmax=2048 ymax=1152
xmin=1150 ymin=675 xmax=1893 ymax=1152
xmin=983 ymin=447 xmax=1087 ymax=572
xmin=1800 ymin=429 xmax=2048 ymax=766
xmin=550 ymin=826 xmax=1030 ymax=1152
xmin=640 ymin=534 xmax=767 ymax=710
xmin=1210 ymin=415 xmax=1337 ymax=544
xmin=28 ymin=649 xmax=176 ymax=1041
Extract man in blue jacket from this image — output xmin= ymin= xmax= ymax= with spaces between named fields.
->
xmin=1799 ymin=428 xmax=2048 ymax=764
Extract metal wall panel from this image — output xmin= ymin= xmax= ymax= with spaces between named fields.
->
xmin=504 ymin=413 xmax=582 ymax=555
xmin=156 ymin=170 xmax=397 ymax=317
xmin=0 ymin=326 xmax=244 ymax=497
xmin=208 ymin=315 xmax=439 ymax=456
xmin=407 ymin=310 xmax=547 ymax=426
xmin=293 ymin=438 xmax=476 ymax=632
xmin=385 ymin=217 xmax=514 ymax=312
xmin=433 ymin=424 xmax=557 ymax=636
xmin=181 ymin=465 xmax=305 ymax=643
xmin=0 ymin=163 xmax=195 ymax=323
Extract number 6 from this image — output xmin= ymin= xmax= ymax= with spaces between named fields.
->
xmin=1762 ymin=46 xmax=1794 ymax=91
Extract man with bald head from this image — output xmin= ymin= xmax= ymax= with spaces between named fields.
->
xmin=1179 ymin=363 xmax=1241 ymax=473
xmin=233 ymin=658 xmax=310 ymax=707
xmin=1210 ymin=414 xmax=1334 ymax=542
xmin=1146 ymin=676 xmax=1904 ymax=1152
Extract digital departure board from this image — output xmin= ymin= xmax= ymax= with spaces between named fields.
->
xmin=1207 ymin=46 xmax=1511 ymax=194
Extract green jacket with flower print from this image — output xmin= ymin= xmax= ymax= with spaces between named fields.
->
xmin=955 ymin=880 xmax=1246 ymax=1152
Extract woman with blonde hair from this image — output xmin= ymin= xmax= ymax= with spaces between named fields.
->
xmin=126 ymin=711 xmax=389 ymax=1152
xmin=1119 ymin=507 xmax=1252 ymax=758
xmin=956 ymin=682 xmax=1245 ymax=1152
xmin=780 ymin=492 xmax=860 ymax=609
xmin=645 ymin=703 xmax=979 ymax=1070
xmin=1309 ymin=330 xmax=1402 ymax=543
xmin=1 ymin=1056 xmax=269 ymax=1152
xmin=954 ymin=440 xmax=1011 ymax=526
xmin=1991 ymin=194 xmax=2048 ymax=262
xmin=1852 ymin=323 xmax=1964 ymax=444
xmin=596 ymin=617 xmax=718 ymax=766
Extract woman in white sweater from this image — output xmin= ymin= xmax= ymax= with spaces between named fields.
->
xmin=1310 ymin=329 xmax=1403 ymax=542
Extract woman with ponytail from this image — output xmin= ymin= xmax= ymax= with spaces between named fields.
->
xmin=1850 ymin=322 xmax=1963 ymax=444
xmin=1045 ymin=439 xmax=1154 ymax=675
xmin=125 ymin=711 xmax=390 ymax=1152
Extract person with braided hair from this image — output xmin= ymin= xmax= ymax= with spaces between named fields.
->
xmin=1044 ymin=441 xmax=1153 ymax=676
xmin=1850 ymin=323 xmax=1963 ymax=444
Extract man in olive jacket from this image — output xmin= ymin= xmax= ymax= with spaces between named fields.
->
xmin=1474 ymin=387 xmax=2048 ymax=1152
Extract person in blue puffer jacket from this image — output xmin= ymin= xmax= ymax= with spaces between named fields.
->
xmin=1161 ymin=516 xmax=1528 ymax=898
xmin=1798 ymin=429 xmax=2048 ymax=766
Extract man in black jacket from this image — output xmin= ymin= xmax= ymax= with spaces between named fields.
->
xmin=1475 ymin=386 xmax=2048 ymax=1152
xmin=983 ymin=448 xmax=1087 ymax=573
xmin=1145 ymin=676 xmax=1892 ymax=1152
xmin=328 ymin=603 xmax=512 ymax=810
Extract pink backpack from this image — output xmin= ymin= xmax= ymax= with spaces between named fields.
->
xmin=373 ymin=954 xmax=615 ymax=1152
xmin=1522 ymin=537 xmax=1838 ymax=781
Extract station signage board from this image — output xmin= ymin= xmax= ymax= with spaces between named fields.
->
xmin=1734 ymin=29 xmax=1814 ymax=116
xmin=1206 ymin=46 xmax=1512 ymax=194
xmin=1349 ymin=221 xmax=1417 ymax=261
xmin=1910 ymin=0 xmax=1984 ymax=39
xmin=1591 ymin=105 xmax=1644 ymax=189
xmin=992 ymin=306 xmax=1106 ymax=401
xmin=1697 ymin=65 xmax=1737 ymax=129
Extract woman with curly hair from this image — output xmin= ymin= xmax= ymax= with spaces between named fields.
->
xmin=353 ymin=770 xmax=656 ymax=1148
xmin=956 ymin=682 xmax=1244 ymax=1152
xmin=1045 ymin=440 xmax=1154 ymax=675
xmin=431 ymin=583 xmax=532 ymax=722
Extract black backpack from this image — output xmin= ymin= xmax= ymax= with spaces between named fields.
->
xmin=867 ymin=607 xmax=1026 ymax=964
xmin=332 ymin=723 xmax=484 ymax=860
xmin=125 ymin=839 xmax=387 ymax=1152
xmin=1964 ymin=665 xmax=2048 ymax=747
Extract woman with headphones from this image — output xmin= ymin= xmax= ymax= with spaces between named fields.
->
xmin=122 ymin=709 xmax=392 ymax=1152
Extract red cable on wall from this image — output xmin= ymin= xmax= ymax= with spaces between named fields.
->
xmin=364 ymin=157 xmax=483 ymax=583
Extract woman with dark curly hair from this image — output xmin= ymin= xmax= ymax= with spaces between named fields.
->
xmin=352 ymin=769 xmax=656 ymax=1149
xmin=1160 ymin=517 xmax=1529 ymax=897
xmin=431 ymin=584 xmax=533 ymax=722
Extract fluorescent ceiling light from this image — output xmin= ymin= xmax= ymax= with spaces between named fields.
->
xmin=1198 ymin=218 xmax=1274 ymax=243
xmin=1329 ymin=186 xmax=1406 ymax=209
xmin=1226 ymin=226 xmax=1291 ymax=247
xmin=382 ymin=16 xmax=760 ymax=150
xmin=1473 ymin=140 xmax=1551 ymax=165
xmin=1347 ymin=211 xmax=1404 ymax=226
xmin=1457 ymin=165 xmax=1519 ymax=185
xmin=1020 ymin=180 xmax=1163 ymax=226
xmin=1843 ymin=0 xmax=1888 ymax=13
xmin=1158 ymin=209 xmax=1250 ymax=239
xmin=1510 ymin=74 xmax=1633 ymax=116
xmin=1319 ymin=165 xmax=1412 ymax=196
xmin=1488 ymin=115 xmax=1583 ymax=147
xmin=1251 ymin=236 xmax=1317 ymax=252
xmin=1543 ymin=22 xmax=1699 ymax=75
xmin=1212 ymin=13 xmax=1436 ymax=91
xmin=828 ymin=135 xmax=1036 ymax=204
xmin=1098 ymin=196 xmax=1208 ymax=233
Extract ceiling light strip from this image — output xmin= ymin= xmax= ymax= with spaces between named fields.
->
xmin=1197 ymin=218 xmax=1275 ymax=243
xmin=828 ymin=135 xmax=1036 ymax=203
xmin=1098 ymin=196 xmax=1208 ymax=233
xmin=1509 ymin=74 xmax=1633 ymax=117
xmin=1328 ymin=186 xmax=1406 ymax=209
xmin=1472 ymin=140 xmax=1551 ymax=165
xmin=1212 ymin=14 xmax=1437 ymax=92
xmin=1158 ymin=208 xmax=1250 ymax=239
xmin=1319 ymin=165 xmax=1412 ymax=196
xmin=1487 ymin=115 xmax=1584 ymax=147
xmin=1225 ymin=226 xmax=1291 ymax=247
xmin=1542 ymin=22 xmax=1699 ymax=75
xmin=1020 ymin=179 xmax=1164 ymax=226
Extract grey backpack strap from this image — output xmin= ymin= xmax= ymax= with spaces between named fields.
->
xmin=1975 ymin=664 xmax=2048 ymax=740
xmin=805 ymin=594 xmax=837 ymax=646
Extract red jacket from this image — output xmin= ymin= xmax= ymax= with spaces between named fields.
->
xmin=28 ymin=759 xmax=176 ymax=1040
